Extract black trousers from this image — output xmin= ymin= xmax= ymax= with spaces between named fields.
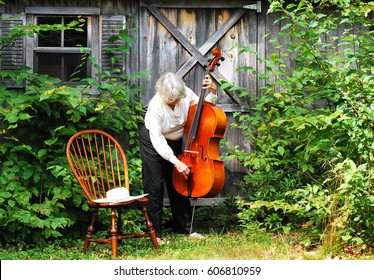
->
xmin=139 ymin=126 xmax=192 ymax=238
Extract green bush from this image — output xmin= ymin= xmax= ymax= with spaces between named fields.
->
xmin=224 ymin=0 xmax=374 ymax=251
xmin=0 ymin=18 xmax=146 ymax=246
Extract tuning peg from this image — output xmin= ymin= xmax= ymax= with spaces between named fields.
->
xmin=220 ymin=57 xmax=225 ymax=61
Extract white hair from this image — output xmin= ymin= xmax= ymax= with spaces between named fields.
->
xmin=155 ymin=72 xmax=186 ymax=102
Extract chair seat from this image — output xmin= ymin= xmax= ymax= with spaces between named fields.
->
xmin=87 ymin=196 xmax=149 ymax=208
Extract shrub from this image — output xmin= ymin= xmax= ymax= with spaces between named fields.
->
xmin=224 ymin=0 xmax=374 ymax=251
xmin=0 ymin=18 xmax=146 ymax=246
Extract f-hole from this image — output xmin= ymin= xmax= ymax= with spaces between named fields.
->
xmin=199 ymin=145 xmax=207 ymax=161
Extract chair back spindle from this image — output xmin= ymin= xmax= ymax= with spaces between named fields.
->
xmin=66 ymin=130 xmax=129 ymax=201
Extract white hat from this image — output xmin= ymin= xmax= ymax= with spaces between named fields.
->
xmin=93 ymin=187 xmax=148 ymax=204
xmin=106 ymin=187 xmax=129 ymax=200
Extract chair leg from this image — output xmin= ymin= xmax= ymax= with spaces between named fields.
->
xmin=110 ymin=208 xmax=118 ymax=258
xmin=84 ymin=209 xmax=98 ymax=252
xmin=141 ymin=205 xmax=159 ymax=249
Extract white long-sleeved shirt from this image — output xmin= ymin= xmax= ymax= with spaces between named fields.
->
xmin=144 ymin=86 xmax=217 ymax=164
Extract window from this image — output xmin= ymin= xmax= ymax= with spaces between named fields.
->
xmin=25 ymin=7 xmax=100 ymax=83
xmin=35 ymin=16 xmax=89 ymax=81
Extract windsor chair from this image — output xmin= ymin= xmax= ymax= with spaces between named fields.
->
xmin=66 ymin=129 xmax=159 ymax=258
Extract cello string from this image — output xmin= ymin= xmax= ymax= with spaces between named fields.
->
xmin=189 ymin=198 xmax=197 ymax=235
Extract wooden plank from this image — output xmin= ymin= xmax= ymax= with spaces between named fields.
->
xmin=90 ymin=15 xmax=100 ymax=80
xmin=138 ymin=5 xmax=152 ymax=101
xmin=34 ymin=47 xmax=85 ymax=53
xmin=257 ymin=1 xmax=267 ymax=97
xmin=141 ymin=0 xmax=257 ymax=9
xmin=158 ymin=9 xmax=180 ymax=74
xmin=266 ymin=10 xmax=281 ymax=92
xmin=25 ymin=6 xmax=100 ymax=15
xmin=246 ymin=6 xmax=258 ymax=97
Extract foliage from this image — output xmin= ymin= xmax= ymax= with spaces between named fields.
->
xmin=223 ymin=0 xmax=374 ymax=251
xmin=0 ymin=17 xmax=146 ymax=246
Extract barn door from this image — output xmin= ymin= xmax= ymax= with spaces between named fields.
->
xmin=138 ymin=1 xmax=265 ymax=198
xmin=138 ymin=0 xmax=263 ymax=113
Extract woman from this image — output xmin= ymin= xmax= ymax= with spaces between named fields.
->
xmin=139 ymin=72 xmax=218 ymax=244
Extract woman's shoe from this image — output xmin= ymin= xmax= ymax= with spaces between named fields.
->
xmin=156 ymin=237 xmax=165 ymax=245
xmin=189 ymin=232 xmax=205 ymax=238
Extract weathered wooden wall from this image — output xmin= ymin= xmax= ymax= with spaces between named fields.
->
xmin=1 ymin=0 xmax=278 ymax=200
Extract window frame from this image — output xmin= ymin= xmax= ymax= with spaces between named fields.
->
xmin=25 ymin=7 xmax=101 ymax=84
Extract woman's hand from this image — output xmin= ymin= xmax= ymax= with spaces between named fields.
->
xmin=174 ymin=161 xmax=190 ymax=179
xmin=202 ymin=75 xmax=217 ymax=94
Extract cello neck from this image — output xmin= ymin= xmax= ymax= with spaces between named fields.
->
xmin=184 ymin=48 xmax=223 ymax=150
xmin=186 ymin=68 xmax=211 ymax=146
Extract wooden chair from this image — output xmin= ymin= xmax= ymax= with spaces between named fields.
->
xmin=66 ymin=129 xmax=159 ymax=258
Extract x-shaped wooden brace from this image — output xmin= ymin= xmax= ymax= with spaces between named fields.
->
xmin=147 ymin=6 xmax=246 ymax=106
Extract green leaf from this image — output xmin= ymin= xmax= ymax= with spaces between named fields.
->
xmin=44 ymin=138 xmax=58 ymax=146
xmin=37 ymin=149 xmax=49 ymax=159
xmin=6 ymin=110 xmax=19 ymax=123
xmin=280 ymin=23 xmax=293 ymax=31
xmin=341 ymin=235 xmax=352 ymax=241
xmin=8 ymin=200 xmax=16 ymax=207
xmin=11 ymin=144 xmax=33 ymax=153
xmin=19 ymin=113 xmax=33 ymax=121
xmin=282 ymin=226 xmax=291 ymax=234
xmin=0 ymin=82 xmax=7 ymax=91
xmin=277 ymin=146 xmax=285 ymax=156
xmin=0 ymin=191 xmax=12 ymax=199
xmin=23 ymin=168 xmax=33 ymax=180
xmin=40 ymin=91 xmax=53 ymax=101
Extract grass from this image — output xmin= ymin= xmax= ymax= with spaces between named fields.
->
xmin=1 ymin=202 xmax=373 ymax=260
xmin=1 ymin=230 xmax=373 ymax=260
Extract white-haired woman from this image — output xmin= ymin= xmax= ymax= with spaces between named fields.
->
xmin=139 ymin=72 xmax=218 ymax=244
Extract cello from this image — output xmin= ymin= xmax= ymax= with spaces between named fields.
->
xmin=172 ymin=48 xmax=227 ymax=198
